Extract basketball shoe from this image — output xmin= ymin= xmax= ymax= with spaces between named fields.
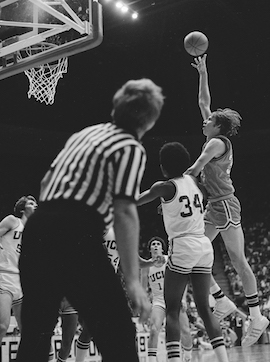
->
xmin=213 ymin=296 xmax=237 ymax=321
xmin=242 ymin=315 xmax=269 ymax=347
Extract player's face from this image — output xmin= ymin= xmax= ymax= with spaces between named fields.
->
xmin=202 ymin=113 xmax=220 ymax=137
xmin=150 ymin=240 xmax=163 ymax=256
xmin=24 ymin=199 xmax=38 ymax=216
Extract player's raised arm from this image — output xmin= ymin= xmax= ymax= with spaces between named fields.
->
xmin=191 ymin=54 xmax=211 ymax=120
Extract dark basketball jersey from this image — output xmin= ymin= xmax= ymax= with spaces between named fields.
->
xmin=200 ymin=135 xmax=235 ymax=200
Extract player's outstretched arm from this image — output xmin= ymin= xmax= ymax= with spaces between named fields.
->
xmin=137 ymin=181 xmax=175 ymax=207
xmin=137 ymin=181 xmax=166 ymax=206
xmin=191 ymin=54 xmax=211 ymax=120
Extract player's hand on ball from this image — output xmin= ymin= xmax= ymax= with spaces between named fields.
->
xmin=191 ymin=54 xmax=207 ymax=73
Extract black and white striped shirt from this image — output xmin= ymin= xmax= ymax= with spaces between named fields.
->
xmin=40 ymin=122 xmax=146 ymax=228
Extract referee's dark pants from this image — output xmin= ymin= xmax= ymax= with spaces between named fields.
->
xmin=16 ymin=201 xmax=139 ymax=362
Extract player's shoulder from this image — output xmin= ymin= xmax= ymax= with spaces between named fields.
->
xmin=0 ymin=215 xmax=19 ymax=230
xmin=215 ymin=135 xmax=232 ymax=149
xmin=152 ymin=180 xmax=168 ymax=188
xmin=151 ymin=180 xmax=172 ymax=192
xmin=153 ymin=180 xmax=176 ymax=200
xmin=179 ymin=174 xmax=198 ymax=188
xmin=208 ymin=136 xmax=225 ymax=147
xmin=212 ymin=136 xmax=232 ymax=157
xmin=205 ymin=137 xmax=226 ymax=157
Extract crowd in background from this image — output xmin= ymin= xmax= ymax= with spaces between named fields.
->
xmin=224 ymin=220 xmax=270 ymax=315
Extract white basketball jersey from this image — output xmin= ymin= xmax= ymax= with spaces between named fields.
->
xmin=161 ymin=175 xmax=205 ymax=241
xmin=0 ymin=218 xmax=24 ymax=274
xmin=148 ymin=255 xmax=168 ymax=301
xmin=103 ymin=228 xmax=120 ymax=272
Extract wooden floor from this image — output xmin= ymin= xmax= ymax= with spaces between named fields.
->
xmin=2 ymin=335 xmax=269 ymax=362
xmin=53 ymin=345 xmax=270 ymax=362
xmin=191 ymin=344 xmax=270 ymax=362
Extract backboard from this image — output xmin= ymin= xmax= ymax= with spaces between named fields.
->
xmin=0 ymin=0 xmax=103 ymax=80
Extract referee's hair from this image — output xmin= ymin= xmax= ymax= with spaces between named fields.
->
xmin=147 ymin=236 xmax=166 ymax=252
xmin=112 ymin=78 xmax=165 ymax=133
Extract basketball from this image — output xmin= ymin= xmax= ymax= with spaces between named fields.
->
xmin=184 ymin=31 xmax=208 ymax=56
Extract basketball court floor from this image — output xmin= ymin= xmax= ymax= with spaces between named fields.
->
xmin=1 ymin=328 xmax=269 ymax=361
xmin=58 ymin=344 xmax=270 ymax=362
xmin=192 ymin=344 xmax=270 ymax=362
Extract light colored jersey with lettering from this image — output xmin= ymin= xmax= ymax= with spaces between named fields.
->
xmin=0 ymin=218 xmax=24 ymax=274
xmin=148 ymin=255 xmax=168 ymax=306
xmin=200 ymin=135 xmax=235 ymax=200
xmin=103 ymin=228 xmax=120 ymax=272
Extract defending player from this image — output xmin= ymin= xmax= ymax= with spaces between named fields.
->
xmin=0 ymin=196 xmax=37 ymax=344
xmin=138 ymin=142 xmax=229 ymax=362
xmin=187 ymin=54 xmax=269 ymax=347
xmin=140 ymin=236 xmax=193 ymax=362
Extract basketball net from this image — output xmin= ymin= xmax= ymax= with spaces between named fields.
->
xmin=18 ymin=42 xmax=68 ymax=105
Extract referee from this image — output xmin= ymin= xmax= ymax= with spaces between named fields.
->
xmin=16 ymin=78 xmax=165 ymax=362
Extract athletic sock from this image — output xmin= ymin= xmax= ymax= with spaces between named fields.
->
xmin=148 ymin=347 xmax=157 ymax=362
xmin=246 ymin=293 xmax=261 ymax=319
xmin=75 ymin=339 xmax=91 ymax=362
xmin=210 ymin=337 xmax=228 ymax=362
xmin=210 ymin=283 xmax=225 ymax=300
xmin=166 ymin=341 xmax=181 ymax=362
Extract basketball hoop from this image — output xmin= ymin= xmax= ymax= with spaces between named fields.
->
xmin=18 ymin=42 xmax=68 ymax=105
